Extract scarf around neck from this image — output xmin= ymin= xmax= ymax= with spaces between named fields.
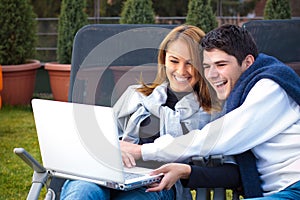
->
xmin=225 ymin=53 xmax=300 ymax=112
xmin=222 ymin=53 xmax=300 ymax=198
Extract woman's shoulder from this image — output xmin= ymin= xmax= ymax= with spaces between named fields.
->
xmin=120 ymin=84 xmax=159 ymax=104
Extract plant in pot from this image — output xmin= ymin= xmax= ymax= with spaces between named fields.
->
xmin=45 ymin=0 xmax=88 ymax=102
xmin=0 ymin=0 xmax=41 ymax=106
xmin=263 ymin=0 xmax=291 ymax=19
xmin=0 ymin=65 xmax=2 ymax=108
xmin=120 ymin=0 xmax=155 ymax=24
xmin=185 ymin=0 xmax=218 ymax=34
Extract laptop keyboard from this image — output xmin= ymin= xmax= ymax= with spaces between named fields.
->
xmin=124 ymin=172 xmax=145 ymax=180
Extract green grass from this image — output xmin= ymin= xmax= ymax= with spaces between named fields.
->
xmin=0 ymin=105 xmax=46 ymax=199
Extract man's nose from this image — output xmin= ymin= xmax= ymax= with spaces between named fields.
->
xmin=206 ymin=65 xmax=218 ymax=78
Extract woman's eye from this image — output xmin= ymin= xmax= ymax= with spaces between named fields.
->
xmin=186 ymin=63 xmax=192 ymax=67
xmin=170 ymin=60 xmax=179 ymax=63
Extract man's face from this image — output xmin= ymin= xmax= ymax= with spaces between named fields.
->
xmin=203 ymin=49 xmax=248 ymax=100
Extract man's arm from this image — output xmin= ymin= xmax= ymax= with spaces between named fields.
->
xmin=140 ymin=79 xmax=299 ymax=162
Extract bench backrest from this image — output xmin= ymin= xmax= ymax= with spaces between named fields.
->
xmin=68 ymin=24 xmax=176 ymax=106
xmin=243 ymin=19 xmax=300 ymax=76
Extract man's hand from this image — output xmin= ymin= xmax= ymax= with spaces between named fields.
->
xmin=121 ymin=151 xmax=136 ymax=168
xmin=120 ymin=140 xmax=142 ymax=161
xmin=146 ymin=163 xmax=191 ymax=192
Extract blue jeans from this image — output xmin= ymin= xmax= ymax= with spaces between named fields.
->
xmin=60 ymin=180 xmax=175 ymax=200
xmin=246 ymin=181 xmax=300 ymax=200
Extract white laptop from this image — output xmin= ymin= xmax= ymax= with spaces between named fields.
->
xmin=31 ymin=98 xmax=163 ymax=191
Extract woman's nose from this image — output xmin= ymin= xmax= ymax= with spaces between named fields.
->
xmin=176 ymin=63 xmax=188 ymax=75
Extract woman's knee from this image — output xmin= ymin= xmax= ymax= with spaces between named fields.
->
xmin=61 ymin=180 xmax=109 ymax=200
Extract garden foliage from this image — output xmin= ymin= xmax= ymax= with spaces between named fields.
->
xmin=186 ymin=0 xmax=218 ymax=33
xmin=120 ymin=0 xmax=155 ymax=24
xmin=0 ymin=0 xmax=37 ymax=65
xmin=264 ymin=0 xmax=291 ymax=20
xmin=57 ymin=0 xmax=88 ymax=64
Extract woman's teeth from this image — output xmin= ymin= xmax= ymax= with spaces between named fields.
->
xmin=175 ymin=76 xmax=188 ymax=82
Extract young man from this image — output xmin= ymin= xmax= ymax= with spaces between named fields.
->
xmin=121 ymin=24 xmax=300 ymax=199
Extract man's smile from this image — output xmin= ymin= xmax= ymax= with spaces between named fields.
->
xmin=211 ymin=79 xmax=227 ymax=88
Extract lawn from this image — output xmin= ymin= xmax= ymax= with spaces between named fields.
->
xmin=0 ymin=105 xmax=46 ymax=199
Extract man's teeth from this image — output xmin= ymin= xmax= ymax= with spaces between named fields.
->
xmin=215 ymin=81 xmax=225 ymax=87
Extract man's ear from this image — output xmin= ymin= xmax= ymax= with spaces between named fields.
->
xmin=242 ymin=54 xmax=255 ymax=70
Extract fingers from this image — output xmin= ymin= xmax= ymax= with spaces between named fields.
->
xmin=146 ymin=182 xmax=166 ymax=192
xmin=148 ymin=182 xmax=160 ymax=188
xmin=121 ymin=151 xmax=136 ymax=168
xmin=146 ymin=176 xmax=173 ymax=192
xmin=149 ymin=163 xmax=172 ymax=175
xmin=149 ymin=167 xmax=167 ymax=176
xmin=147 ymin=163 xmax=191 ymax=192
xmin=120 ymin=141 xmax=142 ymax=160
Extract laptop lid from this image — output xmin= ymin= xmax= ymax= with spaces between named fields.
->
xmin=31 ymin=99 xmax=162 ymax=190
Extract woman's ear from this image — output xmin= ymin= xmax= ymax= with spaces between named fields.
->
xmin=242 ymin=54 xmax=255 ymax=70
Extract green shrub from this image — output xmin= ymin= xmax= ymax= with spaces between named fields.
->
xmin=57 ymin=0 xmax=88 ymax=64
xmin=0 ymin=0 xmax=37 ymax=65
xmin=186 ymin=0 xmax=218 ymax=33
xmin=263 ymin=0 xmax=291 ymax=20
xmin=120 ymin=0 xmax=155 ymax=24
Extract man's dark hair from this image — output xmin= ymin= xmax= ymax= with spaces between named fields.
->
xmin=200 ymin=24 xmax=258 ymax=65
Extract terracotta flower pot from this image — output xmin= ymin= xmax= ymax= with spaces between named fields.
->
xmin=45 ymin=62 xmax=71 ymax=102
xmin=0 ymin=65 xmax=2 ymax=108
xmin=2 ymin=60 xmax=41 ymax=105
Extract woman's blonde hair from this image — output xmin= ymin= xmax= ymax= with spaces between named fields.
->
xmin=137 ymin=24 xmax=220 ymax=113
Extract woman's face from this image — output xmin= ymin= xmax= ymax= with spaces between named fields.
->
xmin=165 ymin=39 xmax=199 ymax=92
